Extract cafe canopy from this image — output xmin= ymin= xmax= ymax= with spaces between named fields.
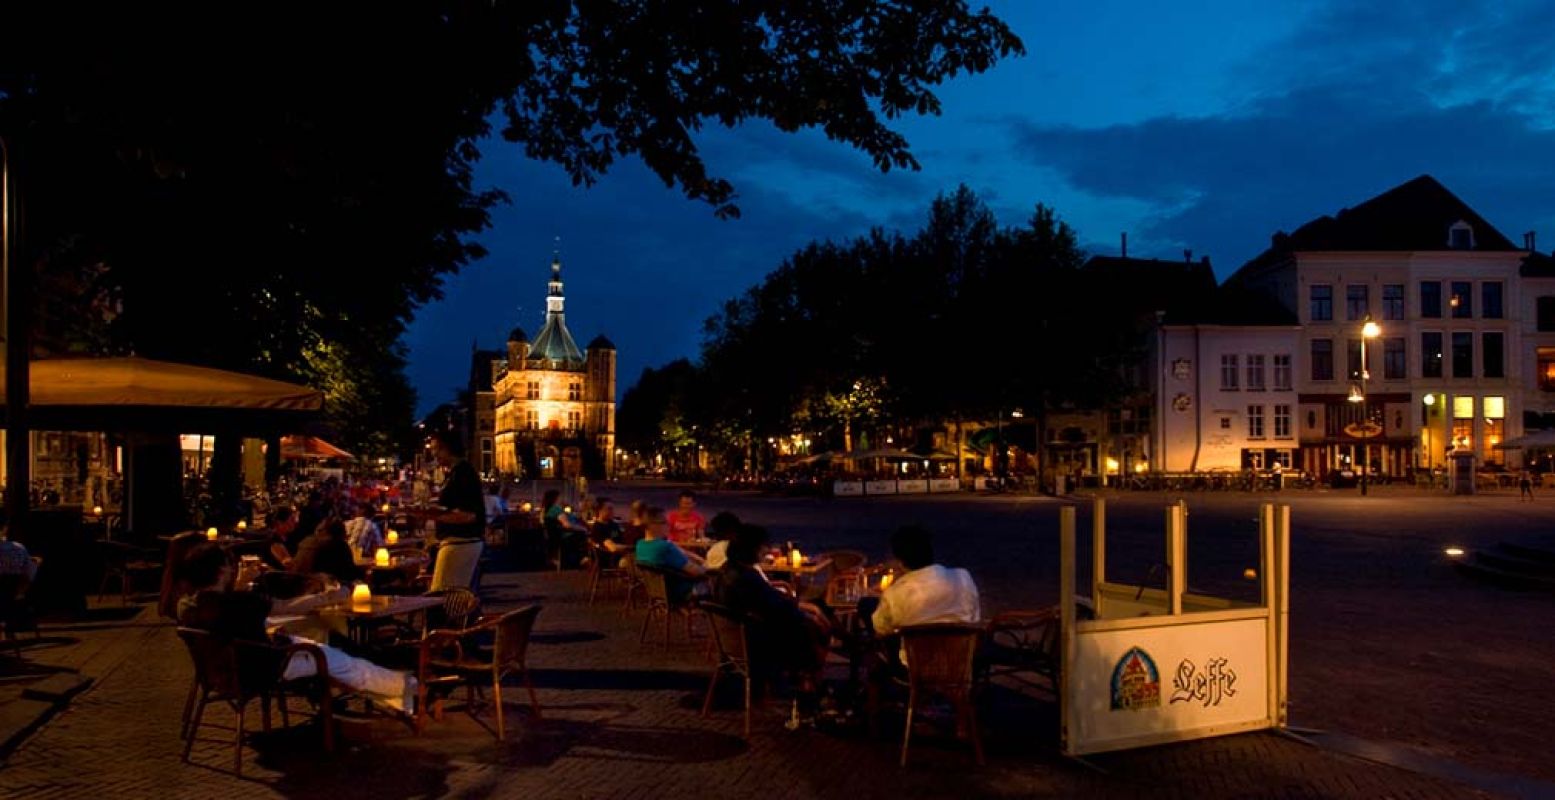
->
xmin=280 ymin=434 xmax=354 ymax=460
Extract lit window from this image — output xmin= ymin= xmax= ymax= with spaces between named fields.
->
xmin=1484 ymin=396 xmax=1505 ymax=419
xmin=1453 ymin=396 xmax=1474 ymax=419
xmin=568 ymin=383 xmax=582 ymax=401
xmin=1539 ymin=347 xmax=1555 ymax=390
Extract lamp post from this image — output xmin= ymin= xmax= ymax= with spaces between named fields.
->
xmin=1422 ymin=393 xmax=1436 ymax=475
xmin=1348 ymin=317 xmax=1382 ymax=495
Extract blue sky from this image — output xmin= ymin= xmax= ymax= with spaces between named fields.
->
xmin=406 ymin=0 xmax=1555 ymax=415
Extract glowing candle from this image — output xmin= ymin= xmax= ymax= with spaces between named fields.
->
xmin=206 ymin=527 xmax=219 ymax=541
xmin=563 ymin=505 xmax=573 ymax=514
xmin=92 ymin=505 xmax=103 ymax=516
xmin=521 ymin=502 xmax=533 ymax=513
xmin=373 ymin=547 xmax=391 ymax=567
xmin=386 ymin=529 xmax=399 ymax=545
xmin=381 ymin=503 xmax=391 ymax=514
xmin=236 ymin=520 xmax=248 ymax=532
xmin=351 ymin=583 xmax=372 ymax=605
xmin=880 ymin=573 xmax=895 ymax=590
xmin=790 ymin=548 xmax=803 ymax=568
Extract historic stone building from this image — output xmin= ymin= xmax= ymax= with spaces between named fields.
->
xmin=490 ymin=255 xmax=616 ymax=479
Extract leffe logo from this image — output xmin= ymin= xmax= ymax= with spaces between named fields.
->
xmin=1169 ymin=657 xmax=1237 ymax=707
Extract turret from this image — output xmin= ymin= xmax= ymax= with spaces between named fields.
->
xmin=506 ymin=326 xmax=529 ymax=369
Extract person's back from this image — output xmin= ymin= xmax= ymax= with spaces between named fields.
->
xmin=344 ymin=514 xmax=381 ymax=555
xmin=872 ymin=526 xmax=980 ymax=638
xmin=292 ymin=529 xmax=359 ymax=584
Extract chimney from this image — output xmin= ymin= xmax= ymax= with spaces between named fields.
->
xmin=1183 ymin=249 xmax=1193 ymax=263
xmin=1121 ymin=232 xmax=1128 ymax=258
xmin=1525 ymin=231 xmax=1537 ymax=251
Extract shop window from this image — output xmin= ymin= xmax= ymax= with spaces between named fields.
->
xmin=1539 ymin=347 xmax=1555 ymax=391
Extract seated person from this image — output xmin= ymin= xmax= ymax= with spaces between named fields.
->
xmin=713 ymin=525 xmax=830 ymax=678
xmin=290 ymin=518 xmax=362 ymax=585
xmin=176 ymin=544 xmax=416 ymax=713
xmin=263 ymin=507 xmax=299 ymax=569
xmin=343 ymin=501 xmax=384 ymax=557
xmin=0 ymin=514 xmax=38 ymax=591
xmin=633 ymin=506 xmax=706 ymax=604
xmin=542 ymin=489 xmax=590 ymax=567
xmin=871 ymin=525 xmax=980 ymax=664
xmin=589 ymin=499 xmax=630 ymax=558
xmin=703 ymin=510 xmax=742 ymax=570
xmin=665 ymin=490 xmax=705 ymax=543
xmin=620 ymin=501 xmax=648 ymax=548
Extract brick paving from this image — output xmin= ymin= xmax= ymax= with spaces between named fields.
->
xmin=0 ymin=566 xmax=1488 ymax=799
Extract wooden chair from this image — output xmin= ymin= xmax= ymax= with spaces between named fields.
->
xmin=899 ymin=623 xmax=986 ymax=767
xmin=416 ymin=605 xmax=542 ymax=741
xmin=587 ymin=541 xmax=629 ymax=605
xmin=619 ymin=553 xmax=643 ymax=615
xmin=158 ymin=532 xmax=206 ymax=619
xmin=699 ymin=602 xmax=754 ymax=737
xmin=977 ymin=607 xmax=1061 ymax=697
xmin=635 ymin=564 xmax=700 ymax=648
xmin=97 ymin=540 xmax=164 ymax=606
xmin=177 ymin=627 xmax=335 ymax=776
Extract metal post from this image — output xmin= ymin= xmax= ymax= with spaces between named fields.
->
xmin=1091 ymin=495 xmax=1105 ymax=607
xmin=1359 ymin=335 xmax=1369 ymax=496
xmin=1 ymin=135 xmax=29 ymax=527
xmin=1059 ymin=504 xmax=1076 ymax=753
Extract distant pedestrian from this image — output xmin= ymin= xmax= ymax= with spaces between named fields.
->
xmin=1519 ymin=471 xmax=1534 ymax=502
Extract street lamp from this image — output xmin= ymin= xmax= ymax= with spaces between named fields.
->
xmin=1422 ymin=393 xmax=1436 ymax=473
xmin=1349 ymin=317 xmax=1382 ymax=495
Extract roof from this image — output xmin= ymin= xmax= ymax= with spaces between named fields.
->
xmin=507 ymin=326 xmax=528 ymax=343
xmin=1082 ymin=255 xmax=1219 ymax=322
xmin=587 ymin=334 xmax=615 ymax=351
xmin=528 ymin=315 xmax=584 ymax=364
xmin=1177 ymin=284 xmax=1299 ymax=326
xmin=1522 ymin=250 xmax=1555 ymax=278
xmin=1233 ymin=175 xmax=1519 ymax=279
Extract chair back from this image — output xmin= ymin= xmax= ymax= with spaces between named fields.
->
xmin=987 ymin=608 xmax=1061 ymax=664
xmin=700 ymin=602 xmax=749 ymax=664
xmin=493 ymin=605 xmax=542 ymax=673
xmin=158 ymin=532 xmax=206 ymax=619
xmin=437 ymin=586 xmax=481 ymax=629
xmin=177 ymin=627 xmax=244 ymax=698
xmin=636 ymin=564 xmax=672 ymax=606
xmin=820 ymin=549 xmax=868 ymax=573
xmin=430 ymin=539 xmax=483 ymax=592
xmin=901 ymin=623 xmax=984 ymax=691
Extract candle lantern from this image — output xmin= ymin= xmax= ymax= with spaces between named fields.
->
xmin=790 ymin=548 xmax=803 ymax=568
xmin=381 ymin=503 xmax=391 ymax=514
xmin=521 ymin=502 xmax=533 ymax=513
xmin=206 ymin=527 xmax=219 ymax=541
xmin=92 ymin=505 xmax=103 ymax=516
xmin=351 ymin=583 xmax=372 ymax=606
xmin=236 ymin=520 xmax=248 ymax=532
xmin=374 ymin=547 xmax=391 ymax=567
xmin=386 ymin=529 xmax=399 ymax=545
xmin=880 ymin=572 xmax=895 ymax=590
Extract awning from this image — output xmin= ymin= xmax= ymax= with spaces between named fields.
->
xmin=1494 ymin=429 xmax=1555 ymax=449
xmin=838 ymin=448 xmax=922 ymax=461
xmin=2 ymin=356 xmax=323 ymax=432
xmin=281 ymin=435 xmax=354 ymax=460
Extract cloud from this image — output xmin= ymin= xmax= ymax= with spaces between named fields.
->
xmin=1004 ymin=0 xmax=1555 ymax=272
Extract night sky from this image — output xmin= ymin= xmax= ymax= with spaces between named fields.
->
xmin=406 ymin=0 xmax=1555 ymax=415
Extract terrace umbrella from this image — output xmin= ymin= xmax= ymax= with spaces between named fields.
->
xmin=1494 ymin=429 xmax=1555 ymax=449
xmin=280 ymin=435 xmax=354 ymax=461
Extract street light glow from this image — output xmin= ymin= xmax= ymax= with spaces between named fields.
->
xmin=1361 ymin=320 xmax=1381 ymax=338
xmin=1423 ymin=393 xmax=1436 ymax=406
xmin=1444 ymin=546 xmax=1465 ymax=557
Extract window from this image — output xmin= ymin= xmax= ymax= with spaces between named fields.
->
xmin=1539 ymin=297 xmax=1555 ymax=331
xmin=1384 ymin=337 xmax=1406 ymax=380
xmin=1346 ymin=339 xmax=1367 ymax=380
xmin=1221 ymin=354 xmax=1239 ymax=390
xmin=1346 ymin=285 xmax=1369 ymax=320
xmin=1274 ymin=404 xmax=1292 ymax=439
xmin=1382 ymin=284 xmax=1405 ymax=320
xmin=1309 ymin=285 xmax=1333 ymax=321
xmin=567 ymin=410 xmax=582 ymax=429
xmin=524 ymin=409 xmax=538 ymax=430
xmin=568 ymin=382 xmax=582 ymax=401
xmin=1451 ymin=331 xmax=1473 ymax=378
xmin=1450 ymin=282 xmax=1472 ymax=318
xmin=1484 ymin=395 xmax=1505 ymax=465
xmin=1246 ymin=355 xmax=1266 ymax=391
xmin=1482 ymin=281 xmax=1503 ymax=319
xmin=1220 ymin=417 xmax=1232 ymax=430
xmin=1482 ymin=332 xmax=1504 ymax=378
xmin=1420 ymin=281 xmax=1442 ymax=319
xmin=1247 ymin=405 xmax=1265 ymax=439
xmin=1539 ymin=347 xmax=1555 ymax=390
xmin=1422 ymin=332 xmax=1443 ymax=378
xmin=1449 ymin=221 xmax=1474 ymax=250
xmin=525 ymin=381 xmax=540 ymax=400
xmin=1273 ymin=354 xmax=1292 ymax=390
xmin=1310 ymin=339 xmax=1334 ymax=381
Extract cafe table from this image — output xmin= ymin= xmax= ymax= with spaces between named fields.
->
xmin=314 ymin=594 xmax=444 ymax=646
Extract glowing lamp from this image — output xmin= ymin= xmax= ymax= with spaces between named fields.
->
xmin=206 ymin=527 xmax=219 ymax=541
xmin=386 ymin=529 xmax=399 ymax=545
xmin=374 ymin=548 xmax=391 ymax=567
xmin=236 ymin=520 xmax=247 ymax=532
xmin=1243 ymin=568 xmax=1257 ymax=580
xmin=521 ymin=502 xmax=533 ymax=513
xmin=351 ymin=583 xmax=372 ymax=606
xmin=92 ymin=505 xmax=103 ymax=516
xmin=1444 ymin=546 xmax=1465 ymax=558
xmin=879 ymin=573 xmax=895 ymax=590
xmin=381 ymin=503 xmax=391 ymax=514
xmin=1361 ymin=320 xmax=1381 ymax=339
xmin=789 ymin=548 xmax=803 ymax=568
xmin=563 ymin=505 xmax=573 ymax=514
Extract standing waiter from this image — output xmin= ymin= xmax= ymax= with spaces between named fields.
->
xmin=428 ymin=430 xmax=485 ymax=542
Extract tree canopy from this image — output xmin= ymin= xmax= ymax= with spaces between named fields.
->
xmin=0 ymin=2 xmax=1022 ymax=454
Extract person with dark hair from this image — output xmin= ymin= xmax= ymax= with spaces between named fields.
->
xmin=264 ymin=506 xmax=298 ymax=569
xmin=633 ymin=506 xmax=705 ymax=603
xmin=542 ymin=488 xmax=590 ymax=568
xmin=871 ymin=525 xmax=980 ymax=646
xmin=290 ymin=517 xmax=361 ymax=584
xmin=702 ymin=510 xmax=742 ymax=569
xmin=288 ymin=490 xmax=327 ymax=553
xmin=428 ymin=429 xmax=484 ymax=541
xmin=176 ymin=544 xmax=416 ymax=713
xmin=714 ymin=524 xmax=830 ymax=678
xmin=665 ymin=489 xmax=705 ymax=543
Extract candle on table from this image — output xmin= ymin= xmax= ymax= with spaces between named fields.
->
xmin=236 ymin=520 xmax=247 ymax=532
xmin=880 ymin=573 xmax=894 ymax=590
xmin=206 ymin=527 xmax=219 ymax=541
xmin=386 ymin=529 xmax=399 ymax=545
xmin=381 ymin=503 xmax=391 ymax=514
xmin=374 ymin=547 xmax=391 ymax=567
xmin=790 ymin=548 xmax=803 ymax=568
xmin=352 ymin=583 xmax=372 ymax=605
xmin=92 ymin=505 xmax=103 ymax=516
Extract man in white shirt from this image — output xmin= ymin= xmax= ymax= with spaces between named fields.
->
xmin=872 ymin=526 xmax=980 ymax=652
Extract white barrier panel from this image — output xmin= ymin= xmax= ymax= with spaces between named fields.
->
xmin=897 ymin=479 xmax=928 ymax=494
xmin=1069 ymin=615 xmax=1270 ymax=753
xmin=832 ymin=481 xmax=864 ymax=496
xmin=865 ymin=480 xmax=898 ymax=495
xmin=929 ymin=478 xmax=960 ymax=493
xmin=974 ymin=476 xmax=996 ymax=491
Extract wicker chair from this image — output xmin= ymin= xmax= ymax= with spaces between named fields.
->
xmin=416 ymin=605 xmax=543 ymax=741
xmin=586 ymin=541 xmax=629 ymax=605
xmin=699 ymin=602 xmax=754 ymax=737
xmin=635 ymin=564 xmax=700 ymax=648
xmin=177 ymin=627 xmax=335 ymax=776
xmin=899 ymin=623 xmax=987 ymax=767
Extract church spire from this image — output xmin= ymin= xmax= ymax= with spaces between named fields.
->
xmin=547 ymin=243 xmax=565 ymax=317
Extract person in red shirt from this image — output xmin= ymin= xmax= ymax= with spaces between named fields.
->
xmin=665 ymin=490 xmax=705 ymax=543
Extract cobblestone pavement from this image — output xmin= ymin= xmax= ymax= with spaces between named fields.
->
xmin=0 ymin=566 xmax=1487 ymax=799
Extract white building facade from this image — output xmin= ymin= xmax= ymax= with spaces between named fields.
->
xmin=1154 ymin=325 xmax=1302 ymax=473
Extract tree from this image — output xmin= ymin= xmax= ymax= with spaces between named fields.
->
xmin=0 ymin=2 xmax=1023 ymax=456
